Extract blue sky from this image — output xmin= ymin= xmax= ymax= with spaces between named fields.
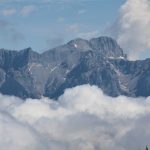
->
xmin=0 ymin=0 xmax=125 ymax=52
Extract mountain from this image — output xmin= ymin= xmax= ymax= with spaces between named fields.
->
xmin=0 ymin=36 xmax=149 ymax=99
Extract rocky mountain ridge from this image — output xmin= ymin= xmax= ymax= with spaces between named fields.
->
xmin=0 ymin=36 xmax=149 ymax=99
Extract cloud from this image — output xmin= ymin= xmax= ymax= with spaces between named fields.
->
xmin=46 ymin=37 xmax=64 ymax=48
xmin=0 ymin=85 xmax=150 ymax=150
xmin=57 ymin=17 xmax=65 ymax=22
xmin=0 ymin=20 xmax=25 ymax=46
xmin=20 ymin=5 xmax=37 ymax=16
xmin=0 ymin=6 xmax=37 ymax=17
xmin=78 ymin=30 xmax=100 ymax=39
xmin=0 ymin=20 xmax=10 ymax=28
xmin=78 ymin=9 xmax=86 ymax=15
xmin=66 ymin=24 xmax=100 ymax=40
xmin=2 ymin=8 xmax=16 ymax=16
xmin=9 ymin=28 xmax=25 ymax=43
xmin=110 ymin=0 xmax=150 ymax=60
xmin=67 ymin=23 xmax=80 ymax=33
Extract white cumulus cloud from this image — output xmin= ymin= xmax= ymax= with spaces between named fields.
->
xmin=110 ymin=0 xmax=150 ymax=60
xmin=0 ymin=85 xmax=150 ymax=150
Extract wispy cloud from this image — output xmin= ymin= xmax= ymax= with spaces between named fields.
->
xmin=78 ymin=9 xmax=86 ymax=15
xmin=57 ymin=17 xmax=65 ymax=23
xmin=20 ymin=5 xmax=37 ymax=16
xmin=0 ymin=20 xmax=25 ymax=47
xmin=78 ymin=30 xmax=100 ymax=39
xmin=46 ymin=37 xmax=64 ymax=48
xmin=67 ymin=23 xmax=80 ymax=33
xmin=0 ymin=5 xmax=37 ymax=17
xmin=0 ymin=0 xmax=94 ymax=4
xmin=2 ymin=8 xmax=16 ymax=16
xmin=0 ymin=20 xmax=10 ymax=28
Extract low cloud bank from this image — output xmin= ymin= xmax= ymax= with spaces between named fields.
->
xmin=0 ymin=85 xmax=150 ymax=150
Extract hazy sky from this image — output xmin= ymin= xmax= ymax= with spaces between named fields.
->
xmin=1 ymin=0 xmax=150 ymax=60
xmin=0 ymin=0 xmax=125 ymax=52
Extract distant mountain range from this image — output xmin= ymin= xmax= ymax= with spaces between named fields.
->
xmin=0 ymin=36 xmax=149 ymax=99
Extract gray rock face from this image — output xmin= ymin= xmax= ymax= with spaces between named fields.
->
xmin=90 ymin=37 xmax=126 ymax=58
xmin=0 ymin=36 xmax=149 ymax=99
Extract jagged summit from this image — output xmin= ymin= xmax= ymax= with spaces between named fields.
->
xmin=43 ymin=36 xmax=127 ymax=59
xmin=0 ymin=36 xmax=126 ymax=59
xmin=19 ymin=47 xmax=40 ymax=62
xmin=89 ymin=36 xmax=126 ymax=58
xmin=0 ymin=36 xmax=149 ymax=99
xmin=67 ymin=38 xmax=92 ymax=51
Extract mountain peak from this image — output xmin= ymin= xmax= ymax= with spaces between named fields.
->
xmin=90 ymin=36 xmax=117 ymax=42
xmin=67 ymin=38 xmax=92 ymax=51
xmin=0 ymin=36 xmax=150 ymax=99
xmin=90 ymin=36 xmax=126 ymax=58
xmin=66 ymin=36 xmax=126 ymax=58
xmin=43 ymin=36 xmax=127 ymax=59
xmin=20 ymin=47 xmax=34 ymax=53
xmin=17 ymin=47 xmax=40 ymax=64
